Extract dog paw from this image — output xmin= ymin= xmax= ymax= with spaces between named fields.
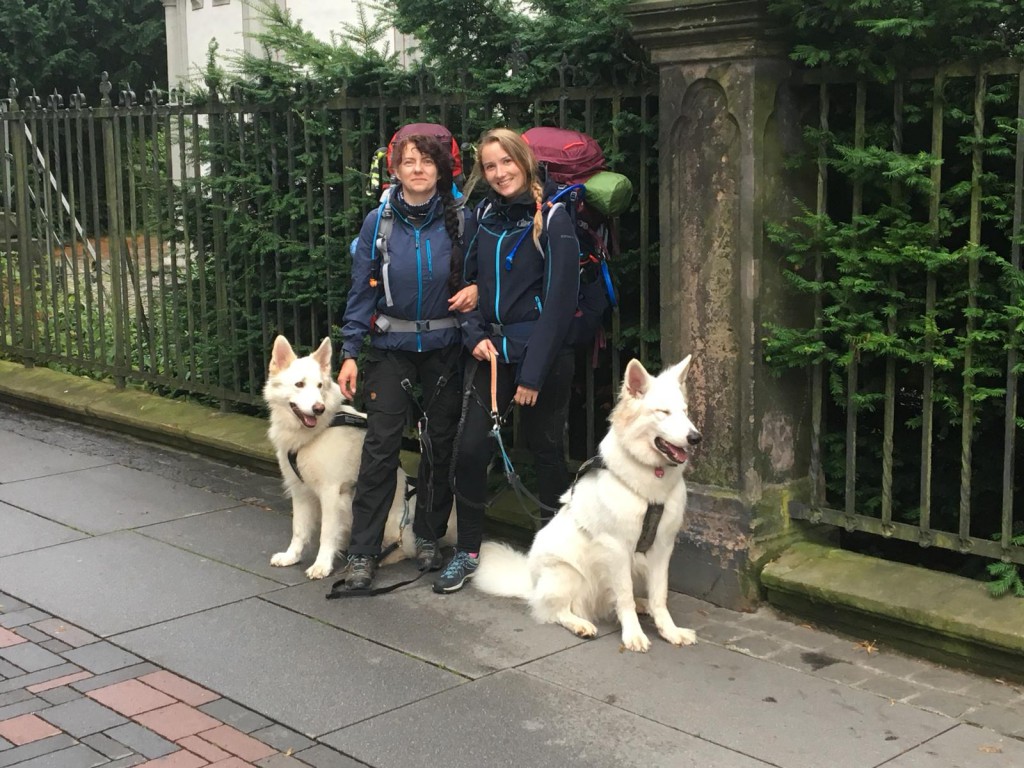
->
xmin=621 ymin=630 xmax=651 ymax=653
xmin=570 ymin=620 xmax=598 ymax=639
xmin=305 ymin=561 xmax=333 ymax=580
xmin=661 ymin=626 xmax=698 ymax=647
xmin=271 ymin=552 xmax=300 ymax=567
xmin=634 ymin=598 xmax=650 ymax=615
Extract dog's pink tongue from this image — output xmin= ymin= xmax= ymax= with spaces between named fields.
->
xmin=301 ymin=413 xmax=318 ymax=428
xmin=665 ymin=442 xmax=688 ymax=463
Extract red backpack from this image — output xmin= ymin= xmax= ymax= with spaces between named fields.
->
xmin=522 ymin=127 xmax=605 ymax=185
xmin=520 ymin=127 xmax=627 ymax=347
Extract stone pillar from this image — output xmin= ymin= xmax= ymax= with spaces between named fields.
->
xmin=162 ymin=0 xmax=188 ymax=89
xmin=627 ymin=0 xmax=817 ymax=609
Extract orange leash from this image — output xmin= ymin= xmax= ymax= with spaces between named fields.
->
xmin=489 ymin=352 xmax=498 ymax=415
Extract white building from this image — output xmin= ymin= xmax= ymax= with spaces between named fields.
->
xmin=161 ymin=0 xmax=416 ymax=89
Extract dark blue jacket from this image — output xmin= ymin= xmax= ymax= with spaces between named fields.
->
xmin=460 ymin=189 xmax=580 ymax=390
xmin=341 ymin=196 xmax=474 ymax=359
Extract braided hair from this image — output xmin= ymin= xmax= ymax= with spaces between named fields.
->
xmin=391 ymin=134 xmax=465 ymax=295
xmin=465 ymin=128 xmax=544 ymax=250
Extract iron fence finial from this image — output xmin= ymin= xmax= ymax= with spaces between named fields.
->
xmin=557 ymin=53 xmax=575 ymax=91
xmin=100 ymin=72 xmax=112 ymax=106
xmin=119 ymin=82 xmax=136 ymax=109
xmin=48 ymin=89 xmax=64 ymax=110
xmin=145 ymin=83 xmax=162 ymax=107
xmin=7 ymin=78 xmax=17 ymax=104
xmin=71 ymin=87 xmax=85 ymax=111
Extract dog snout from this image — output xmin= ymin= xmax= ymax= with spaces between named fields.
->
xmin=688 ymin=430 xmax=702 ymax=446
xmin=312 ymin=402 xmax=326 ymax=416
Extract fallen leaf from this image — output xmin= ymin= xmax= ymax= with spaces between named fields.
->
xmin=855 ymin=639 xmax=879 ymax=654
xmin=979 ymin=745 xmax=1002 ymax=754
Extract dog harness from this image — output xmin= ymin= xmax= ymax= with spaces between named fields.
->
xmin=572 ymin=455 xmax=665 ymax=554
xmin=287 ymin=410 xmax=368 ymax=483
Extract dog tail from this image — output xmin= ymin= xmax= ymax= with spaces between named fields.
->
xmin=473 ymin=542 xmax=532 ymax=599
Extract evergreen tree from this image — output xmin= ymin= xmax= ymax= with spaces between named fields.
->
xmin=0 ymin=0 xmax=165 ymax=101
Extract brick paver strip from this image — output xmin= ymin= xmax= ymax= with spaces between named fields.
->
xmin=198 ymin=725 xmax=276 ymax=762
xmin=26 ymin=670 xmax=93 ymax=693
xmin=135 ymin=702 xmax=223 ymax=741
xmin=0 ymin=734 xmax=77 ymax=768
xmin=0 ymin=628 xmax=27 ymax=649
xmin=87 ymin=679 xmax=177 ymax=716
xmin=0 ymin=713 xmax=61 ymax=745
xmin=137 ymin=750 xmax=210 ymax=767
xmin=177 ymin=734 xmax=232 ymax=763
xmin=139 ymin=671 xmax=220 ymax=707
xmin=29 ymin=619 xmax=99 ymax=648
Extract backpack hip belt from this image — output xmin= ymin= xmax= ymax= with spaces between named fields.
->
xmin=374 ymin=314 xmax=460 ymax=334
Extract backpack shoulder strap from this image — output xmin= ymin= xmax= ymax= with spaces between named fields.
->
xmin=372 ymin=201 xmax=396 ymax=307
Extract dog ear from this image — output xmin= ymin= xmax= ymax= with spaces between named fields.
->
xmin=623 ymin=358 xmax=650 ymax=399
xmin=311 ymin=337 xmax=333 ymax=374
xmin=672 ymin=355 xmax=692 ymax=388
xmin=269 ymin=335 xmax=296 ymax=375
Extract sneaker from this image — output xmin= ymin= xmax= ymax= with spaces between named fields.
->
xmin=415 ymin=537 xmax=443 ymax=572
xmin=345 ymin=554 xmax=376 ymax=590
xmin=432 ymin=549 xmax=478 ymax=593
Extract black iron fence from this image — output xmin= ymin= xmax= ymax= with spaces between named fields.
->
xmin=785 ymin=60 xmax=1024 ymax=566
xmin=0 ymin=71 xmax=658 ymax=459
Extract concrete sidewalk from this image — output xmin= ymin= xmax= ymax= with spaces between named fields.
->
xmin=1 ymin=402 xmax=1024 ymax=768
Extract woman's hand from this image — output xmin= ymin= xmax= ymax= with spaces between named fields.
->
xmin=472 ymin=338 xmax=497 ymax=362
xmin=337 ymin=358 xmax=359 ymax=400
xmin=449 ymin=284 xmax=479 ymax=313
xmin=514 ymin=386 xmax=539 ymax=407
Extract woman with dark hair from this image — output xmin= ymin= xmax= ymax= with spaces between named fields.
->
xmin=338 ymin=133 xmax=477 ymax=591
xmin=433 ymin=128 xmax=580 ymax=594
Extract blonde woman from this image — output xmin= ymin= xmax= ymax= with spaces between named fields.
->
xmin=435 ymin=128 xmax=581 ymax=593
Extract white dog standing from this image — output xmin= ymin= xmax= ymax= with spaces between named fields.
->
xmin=473 ymin=356 xmax=701 ymax=652
xmin=263 ymin=335 xmax=410 ymax=579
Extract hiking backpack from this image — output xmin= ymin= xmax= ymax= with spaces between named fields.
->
xmin=521 ymin=127 xmax=633 ymax=346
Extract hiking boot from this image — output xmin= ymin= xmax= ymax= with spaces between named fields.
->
xmin=432 ymin=549 xmax=478 ymax=593
xmin=415 ymin=537 xmax=443 ymax=572
xmin=345 ymin=554 xmax=376 ymax=590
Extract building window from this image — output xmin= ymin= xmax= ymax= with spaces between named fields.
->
xmin=212 ymin=0 xmax=229 ymax=5
xmin=191 ymin=0 xmax=203 ymax=9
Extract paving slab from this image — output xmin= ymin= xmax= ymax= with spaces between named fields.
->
xmin=0 ymin=503 xmax=87 ymax=557
xmin=0 ymin=432 xmax=111 ymax=483
xmin=140 ymin=506 xmax=304 ymax=585
xmin=883 ymin=724 xmax=1024 ymax=767
xmin=0 ymin=532 xmax=281 ymax=636
xmin=0 ymin=464 xmax=240 ymax=534
xmin=263 ymin=562 xmax=613 ymax=679
xmin=519 ymin=631 xmax=954 ymax=768
xmin=112 ymin=598 xmax=463 ymax=737
xmin=324 ymin=668 xmax=772 ymax=768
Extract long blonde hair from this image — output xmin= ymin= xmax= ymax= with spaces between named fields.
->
xmin=465 ymin=128 xmax=544 ymax=250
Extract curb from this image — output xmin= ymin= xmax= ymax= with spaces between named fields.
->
xmin=762 ymin=541 xmax=1024 ymax=683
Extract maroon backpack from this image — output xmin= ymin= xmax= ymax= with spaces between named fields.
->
xmin=522 ymin=127 xmax=606 ymax=185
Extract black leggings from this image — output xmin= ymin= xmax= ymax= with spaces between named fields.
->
xmin=348 ymin=346 xmax=461 ymax=556
xmin=452 ymin=350 xmax=575 ymax=552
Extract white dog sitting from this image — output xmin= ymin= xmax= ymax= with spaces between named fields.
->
xmin=473 ymin=356 xmax=701 ymax=652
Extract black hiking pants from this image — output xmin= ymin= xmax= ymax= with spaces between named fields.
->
xmin=452 ymin=349 xmax=575 ymax=552
xmin=348 ymin=345 xmax=461 ymax=557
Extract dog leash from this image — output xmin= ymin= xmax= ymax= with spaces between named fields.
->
xmin=482 ymin=353 xmax=561 ymax=522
